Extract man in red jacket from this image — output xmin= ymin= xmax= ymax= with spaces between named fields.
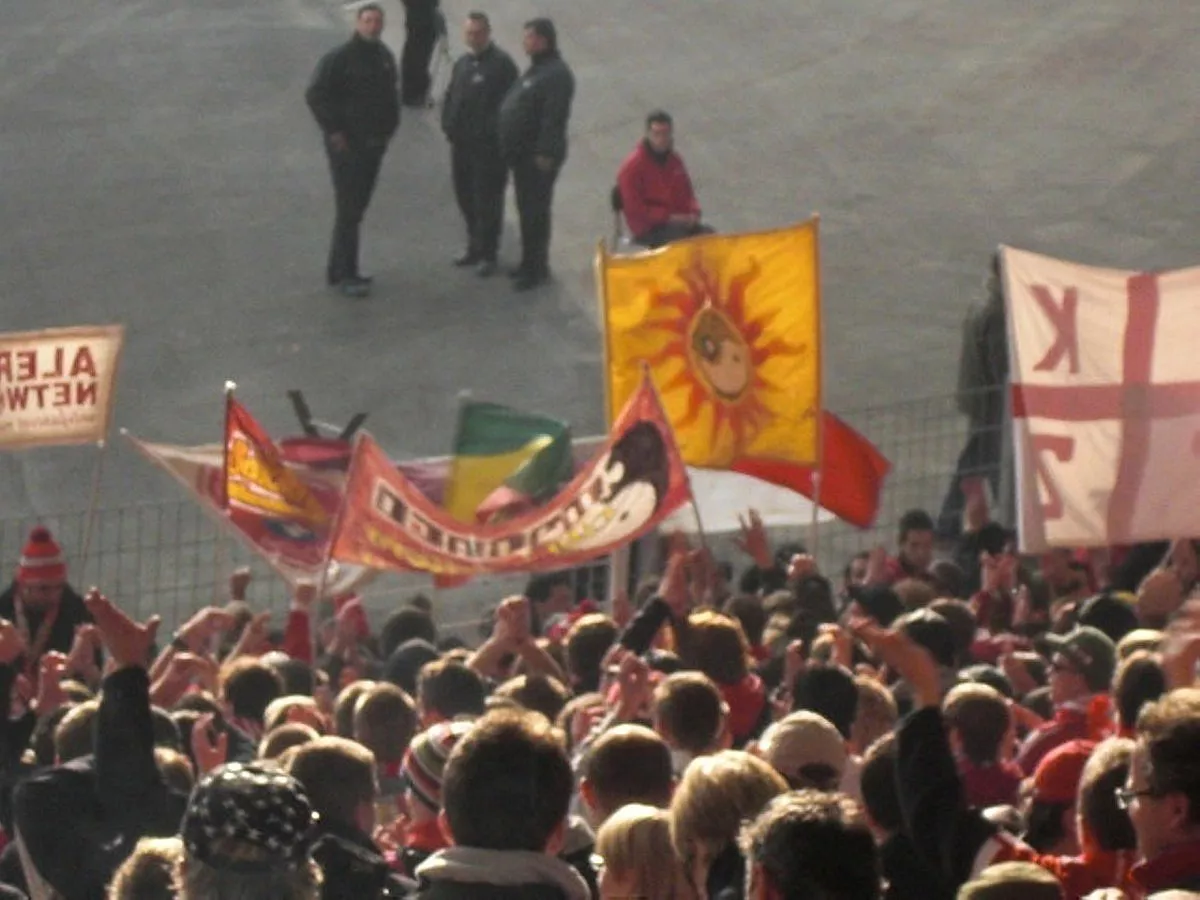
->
xmin=616 ymin=111 xmax=712 ymax=248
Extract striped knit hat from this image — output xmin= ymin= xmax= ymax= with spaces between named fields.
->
xmin=16 ymin=527 xmax=66 ymax=585
xmin=400 ymin=720 xmax=474 ymax=814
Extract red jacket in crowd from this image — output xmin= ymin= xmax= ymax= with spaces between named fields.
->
xmin=616 ymin=141 xmax=701 ymax=239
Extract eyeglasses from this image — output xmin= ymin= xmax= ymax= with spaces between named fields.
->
xmin=1114 ymin=786 xmax=1160 ymax=810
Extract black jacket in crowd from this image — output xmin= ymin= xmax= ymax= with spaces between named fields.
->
xmin=12 ymin=666 xmax=189 ymax=899
xmin=497 ymin=50 xmax=575 ymax=164
xmin=312 ymin=817 xmax=413 ymax=900
xmin=306 ymin=34 xmax=400 ymax=145
xmin=441 ymin=43 xmax=519 ymax=147
xmin=0 ymin=581 xmax=93 ymax=664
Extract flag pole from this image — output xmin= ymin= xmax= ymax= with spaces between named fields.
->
xmin=807 ymin=214 xmax=825 ymax=558
xmin=79 ymin=439 xmax=109 ymax=578
xmin=316 ymin=431 xmax=360 ymax=603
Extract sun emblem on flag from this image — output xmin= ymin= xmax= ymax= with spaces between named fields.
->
xmin=639 ymin=253 xmax=808 ymax=460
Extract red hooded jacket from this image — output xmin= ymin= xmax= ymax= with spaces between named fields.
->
xmin=616 ymin=141 xmax=701 ymax=239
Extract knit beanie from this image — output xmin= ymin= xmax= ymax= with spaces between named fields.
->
xmin=401 ymin=720 xmax=474 ymax=814
xmin=17 ymin=527 xmax=66 ymax=585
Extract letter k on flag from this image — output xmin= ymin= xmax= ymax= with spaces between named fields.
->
xmin=1003 ymin=246 xmax=1200 ymax=552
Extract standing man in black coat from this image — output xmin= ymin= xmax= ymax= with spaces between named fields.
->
xmin=498 ymin=18 xmax=575 ymax=292
xmin=306 ymin=4 xmax=400 ymax=298
xmin=442 ymin=11 xmax=518 ymax=278
xmin=400 ymin=0 xmax=440 ymax=107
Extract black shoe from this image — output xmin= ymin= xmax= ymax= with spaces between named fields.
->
xmin=507 ymin=265 xmax=529 ymax=279
xmin=512 ymin=271 xmax=548 ymax=292
xmin=476 ymin=260 xmax=497 ymax=277
xmin=338 ymin=277 xmax=371 ymax=298
xmin=454 ymin=251 xmax=481 ymax=267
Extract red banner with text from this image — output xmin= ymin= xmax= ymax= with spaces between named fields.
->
xmin=331 ymin=376 xmax=691 ymax=577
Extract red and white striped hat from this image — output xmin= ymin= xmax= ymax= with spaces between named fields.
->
xmin=16 ymin=527 xmax=66 ymax=585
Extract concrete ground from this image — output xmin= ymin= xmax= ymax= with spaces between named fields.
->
xmin=1 ymin=0 xmax=1196 ymax=623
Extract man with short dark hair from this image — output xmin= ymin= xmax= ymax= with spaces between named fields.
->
xmin=877 ymin=509 xmax=937 ymax=585
xmin=442 ymin=11 xmax=518 ymax=277
xmin=415 ymin=709 xmax=590 ymax=899
xmin=616 ymin=110 xmax=711 ymax=248
xmin=652 ymin=671 xmax=727 ymax=775
xmin=306 ymin=4 xmax=400 ymax=297
xmin=740 ymin=790 xmax=882 ymax=900
xmin=416 ymin=657 xmax=486 ymax=726
xmin=498 ymin=18 xmax=575 ymax=291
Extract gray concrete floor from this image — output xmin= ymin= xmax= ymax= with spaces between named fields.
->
xmin=1 ymin=0 xmax=1196 ymax=616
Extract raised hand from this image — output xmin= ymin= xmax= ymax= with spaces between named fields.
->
xmin=658 ymin=549 xmax=692 ymax=620
xmin=191 ymin=712 xmax=229 ymax=775
xmin=849 ymin=616 xmax=942 ymax=709
xmin=0 ymin=619 xmax=26 ymax=667
xmin=34 ymin=651 xmax=69 ymax=716
xmin=229 ymin=566 xmax=252 ymax=602
xmin=83 ymin=589 xmax=161 ymax=670
xmin=735 ymin=509 xmax=773 ymax=569
xmin=787 ymin=553 xmax=818 ymax=583
xmin=176 ymin=606 xmax=237 ymax=653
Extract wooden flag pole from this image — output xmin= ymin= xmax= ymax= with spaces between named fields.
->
xmin=807 ymin=213 xmax=825 ymax=557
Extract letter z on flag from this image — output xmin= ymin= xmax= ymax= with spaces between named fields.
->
xmin=1003 ymin=246 xmax=1200 ymax=552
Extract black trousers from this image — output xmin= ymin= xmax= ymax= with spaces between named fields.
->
xmin=636 ymin=220 xmax=715 ymax=249
xmin=325 ymin=140 xmax=385 ymax=285
xmin=936 ymin=423 xmax=1003 ymax=537
xmin=451 ymin=141 xmax=508 ymax=261
xmin=401 ymin=7 xmax=438 ymax=104
xmin=511 ymin=156 xmax=560 ymax=276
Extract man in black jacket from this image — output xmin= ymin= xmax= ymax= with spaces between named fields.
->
xmin=442 ymin=12 xmax=518 ymax=277
xmin=400 ymin=0 xmax=440 ymax=107
xmin=498 ymin=18 xmax=575 ymax=292
xmin=306 ymin=4 xmax=400 ymax=298
xmin=13 ymin=593 xmax=186 ymax=899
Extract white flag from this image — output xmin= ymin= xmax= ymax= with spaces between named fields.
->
xmin=1003 ymin=246 xmax=1200 ymax=551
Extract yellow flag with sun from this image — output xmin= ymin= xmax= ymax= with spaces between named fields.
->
xmin=598 ymin=220 xmax=820 ymax=468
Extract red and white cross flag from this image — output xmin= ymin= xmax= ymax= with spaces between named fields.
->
xmin=1003 ymin=246 xmax=1200 ymax=552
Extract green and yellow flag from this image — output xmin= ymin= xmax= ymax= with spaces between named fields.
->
xmin=443 ymin=402 xmax=572 ymax=523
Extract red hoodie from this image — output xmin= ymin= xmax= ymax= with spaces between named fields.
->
xmin=616 ymin=141 xmax=701 ymax=239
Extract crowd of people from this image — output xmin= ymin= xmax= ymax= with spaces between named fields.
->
xmin=0 ymin=501 xmax=1197 ymax=900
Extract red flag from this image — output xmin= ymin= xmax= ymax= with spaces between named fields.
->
xmin=730 ymin=411 xmax=890 ymax=528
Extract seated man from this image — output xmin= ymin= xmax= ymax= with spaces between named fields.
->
xmin=616 ymin=110 xmax=711 ymax=248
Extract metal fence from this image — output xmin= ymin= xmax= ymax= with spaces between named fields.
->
xmin=0 ymin=388 xmax=997 ymax=636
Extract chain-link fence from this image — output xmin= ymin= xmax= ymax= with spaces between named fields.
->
xmin=0 ymin=388 xmax=1002 ymax=636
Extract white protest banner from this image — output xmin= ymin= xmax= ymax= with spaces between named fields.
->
xmin=0 ymin=325 xmax=125 ymax=450
xmin=1003 ymin=247 xmax=1200 ymax=551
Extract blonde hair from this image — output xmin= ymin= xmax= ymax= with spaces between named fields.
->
xmin=263 ymin=695 xmax=323 ymax=734
xmin=596 ymin=804 xmax=695 ymax=900
xmin=108 ymin=837 xmax=182 ymax=900
xmin=669 ymin=750 xmax=787 ymax=859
